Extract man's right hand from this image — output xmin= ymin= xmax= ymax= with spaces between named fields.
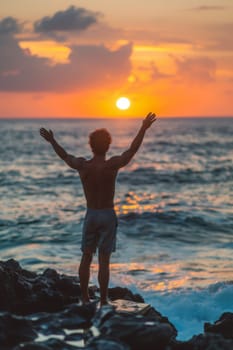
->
xmin=142 ymin=112 xmax=157 ymax=130
xmin=40 ymin=128 xmax=54 ymax=143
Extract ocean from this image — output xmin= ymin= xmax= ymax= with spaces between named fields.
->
xmin=0 ymin=117 xmax=233 ymax=340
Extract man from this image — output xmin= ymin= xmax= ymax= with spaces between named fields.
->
xmin=40 ymin=112 xmax=156 ymax=306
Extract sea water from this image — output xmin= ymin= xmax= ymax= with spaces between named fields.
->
xmin=0 ymin=117 xmax=232 ymax=340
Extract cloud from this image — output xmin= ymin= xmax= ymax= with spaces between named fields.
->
xmin=174 ymin=56 xmax=216 ymax=83
xmin=0 ymin=35 xmax=132 ymax=92
xmin=205 ymin=22 xmax=233 ymax=51
xmin=0 ymin=17 xmax=22 ymax=35
xmin=191 ymin=6 xmax=226 ymax=11
xmin=150 ymin=64 xmax=172 ymax=80
xmin=34 ymin=6 xmax=99 ymax=33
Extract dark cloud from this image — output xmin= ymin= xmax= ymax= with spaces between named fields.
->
xmin=137 ymin=63 xmax=172 ymax=81
xmin=191 ymin=6 xmax=226 ymax=11
xmin=0 ymin=35 xmax=132 ymax=92
xmin=0 ymin=17 xmax=22 ymax=35
xmin=174 ymin=56 xmax=216 ymax=83
xmin=34 ymin=6 xmax=99 ymax=33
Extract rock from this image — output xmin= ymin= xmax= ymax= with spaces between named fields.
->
xmin=91 ymin=306 xmax=177 ymax=350
xmin=204 ymin=312 xmax=233 ymax=339
xmin=0 ymin=312 xmax=37 ymax=347
xmin=0 ymin=259 xmax=82 ymax=314
xmin=30 ymin=302 xmax=97 ymax=337
xmin=87 ymin=336 xmax=130 ymax=350
xmin=14 ymin=344 xmax=52 ymax=350
xmin=184 ymin=333 xmax=233 ymax=350
xmin=108 ymin=287 xmax=144 ymax=303
xmin=13 ymin=338 xmax=82 ymax=350
xmin=1 ymin=259 xmax=232 ymax=350
xmin=15 ymin=337 xmax=129 ymax=350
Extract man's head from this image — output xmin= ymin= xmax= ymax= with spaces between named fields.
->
xmin=89 ymin=128 xmax=112 ymax=155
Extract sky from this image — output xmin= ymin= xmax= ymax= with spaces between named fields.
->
xmin=0 ymin=0 xmax=233 ymax=118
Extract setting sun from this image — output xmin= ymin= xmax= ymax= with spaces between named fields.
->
xmin=116 ymin=97 xmax=131 ymax=110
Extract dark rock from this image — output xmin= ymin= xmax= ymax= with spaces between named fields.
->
xmin=64 ymin=332 xmax=84 ymax=342
xmin=31 ymin=303 xmax=97 ymax=337
xmin=204 ymin=312 xmax=233 ymax=339
xmin=91 ymin=304 xmax=116 ymax=329
xmin=42 ymin=268 xmax=60 ymax=280
xmin=45 ymin=337 xmax=128 ymax=350
xmin=166 ymin=339 xmax=194 ymax=350
xmin=0 ymin=259 xmax=82 ymax=314
xmin=56 ymin=275 xmax=81 ymax=296
xmin=87 ymin=336 xmax=130 ymax=350
xmin=108 ymin=287 xmax=144 ymax=303
xmin=183 ymin=333 xmax=233 ymax=350
xmin=60 ymin=302 xmax=97 ymax=329
xmin=3 ymin=259 xmax=22 ymax=272
xmin=14 ymin=338 xmax=82 ymax=350
xmin=0 ymin=260 xmax=144 ymax=316
xmin=1 ymin=259 xmax=233 ymax=350
xmin=13 ymin=344 xmax=52 ymax=350
xmin=89 ymin=306 xmax=177 ymax=350
xmin=0 ymin=312 xmax=37 ymax=347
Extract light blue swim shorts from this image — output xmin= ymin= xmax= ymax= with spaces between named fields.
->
xmin=81 ymin=208 xmax=118 ymax=254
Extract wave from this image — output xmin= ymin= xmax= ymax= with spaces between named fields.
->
xmin=118 ymin=210 xmax=233 ymax=242
xmin=118 ymin=165 xmax=233 ymax=185
xmin=149 ymin=140 xmax=233 ymax=149
xmin=141 ymin=281 xmax=233 ymax=341
xmin=2 ymin=163 xmax=232 ymax=189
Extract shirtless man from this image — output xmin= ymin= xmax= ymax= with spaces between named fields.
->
xmin=40 ymin=112 xmax=156 ymax=306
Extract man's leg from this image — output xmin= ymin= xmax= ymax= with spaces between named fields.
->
xmin=98 ymin=252 xmax=111 ymax=306
xmin=79 ymin=249 xmax=93 ymax=303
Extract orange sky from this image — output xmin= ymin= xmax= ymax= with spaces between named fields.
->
xmin=0 ymin=1 xmax=232 ymax=117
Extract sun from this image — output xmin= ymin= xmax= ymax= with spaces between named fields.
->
xmin=116 ymin=97 xmax=131 ymax=110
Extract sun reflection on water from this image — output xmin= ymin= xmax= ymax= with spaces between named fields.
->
xmin=89 ymin=259 xmax=233 ymax=293
xmin=115 ymin=191 xmax=158 ymax=215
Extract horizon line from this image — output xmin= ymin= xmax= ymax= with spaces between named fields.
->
xmin=0 ymin=115 xmax=233 ymax=120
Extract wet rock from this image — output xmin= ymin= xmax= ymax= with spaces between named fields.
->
xmin=87 ymin=336 xmax=130 ymax=350
xmin=91 ymin=304 xmax=116 ymax=329
xmin=204 ymin=312 xmax=233 ymax=339
xmin=31 ymin=302 xmax=97 ymax=337
xmin=64 ymin=332 xmax=84 ymax=342
xmin=0 ymin=312 xmax=37 ymax=347
xmin=184 ymin=333 xmax=233 ymax=350
xmin=0 ymin=259 xmax=82 ymax=314
xmin=1 ymin=259 xmax=233 ymax=350
xmin=13 ymin=338 xmax=81 ymax=350
xmin=14 ymin=344 xmax=52 ymax=350
xmin=108 ymin=287 xmax=144 ymax=303
xmin=92 ymin=306 xmax=177 ymax=350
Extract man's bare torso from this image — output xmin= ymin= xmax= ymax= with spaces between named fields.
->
xmin=78 ymin=157 xmax=118 ymax=209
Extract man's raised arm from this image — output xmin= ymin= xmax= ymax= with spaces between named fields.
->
xmin=39 ymin=128 xmax=84 ymax=170
xmin=108 ymin=112 xmax=157 ymax=169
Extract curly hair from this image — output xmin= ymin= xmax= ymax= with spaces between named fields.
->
xmin=89 ymin=128 xmax=112 ymax=155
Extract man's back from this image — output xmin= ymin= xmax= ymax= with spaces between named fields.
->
xmin=78 ymin=157 xmax=118 ymax=210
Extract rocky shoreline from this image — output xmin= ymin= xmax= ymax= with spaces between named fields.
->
xmin=0 ymin=259 xmax=232 ymax=349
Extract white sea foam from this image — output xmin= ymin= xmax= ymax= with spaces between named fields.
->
xmin=141 ymin=281 xmax=233 ymax=340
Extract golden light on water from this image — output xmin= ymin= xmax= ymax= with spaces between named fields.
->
xmin=115 ymin=191 xmax=157 ymax=215
xmin=91 ymin=262 xmax=189 ymax=292
xmin=90 ymin=259 xmax=233 ymax=292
